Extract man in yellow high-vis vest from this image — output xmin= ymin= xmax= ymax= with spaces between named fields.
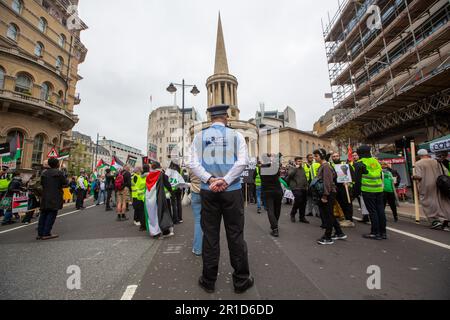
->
xmin=353 ymin=145 xmax=387 ymax=240
xmin=303 ymin=154 xmax=320 ymax=217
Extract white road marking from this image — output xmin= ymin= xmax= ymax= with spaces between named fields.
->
xmin=121 ymin=285 xmax=138 ymax=300
xmin=0 ymin=204 xmax=97 ymax=235
xmin=386 ymin=226 xmax=450 ymax=250
xmin=354 ymin=217 xmax=450 ymax=250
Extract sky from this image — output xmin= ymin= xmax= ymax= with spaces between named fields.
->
xmin=73 ymin=0 xmax=340 ymax=154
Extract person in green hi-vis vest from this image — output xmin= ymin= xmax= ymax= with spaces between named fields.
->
xmin=353 ymin=145 xmax=387 ymax=241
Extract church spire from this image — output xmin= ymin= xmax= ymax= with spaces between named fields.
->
xmin=214 ymin=12 xmax=229 ymax=75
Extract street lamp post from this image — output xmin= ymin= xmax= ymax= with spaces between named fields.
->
xmin=167 ymin=80 xmax=200 ymax=166
xmin=94 ymin=133 xmax=106 ymax=171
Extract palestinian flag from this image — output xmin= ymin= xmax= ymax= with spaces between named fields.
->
xmin=110 ymin=156 xmax=124 ymax=172
xmin=1 ymin=134 xmax=22 ymax=163
xmin=96 ymin=159 xmax=107 ymax=169
xmin=144 ymin=170 xmax=173 ymax=237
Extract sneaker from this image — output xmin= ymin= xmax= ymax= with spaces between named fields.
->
xmin=192 ymin=250 xmax=202 ymax=257
xmin=430 ymin=220 xmax=443 ymax=230
xmin=198 ymin=277 xmax=215 ymax=294
xmin=381 ymin=233 xmax=387 ymax=240
xmin=317 ymin=237 xmax=334 ymax=245
xmin=340 ymin=220 xmax=355 ymax=228
xmin=331 ymin=233 xmax=348 ymax=240
xmin=179 ymin=220 xmax=184 ymax=223
xmin=299 ymin=218 xmax=310 ymax=224
xmin=234 ymin=277 xmax=254 ymax=294
xmin=270 ymin=229 xmax=279 ymax=237
xmin=394 ymin=216 xmax=398 ymax=222
xmin=257 ymin=209 xmax=261 ymax=214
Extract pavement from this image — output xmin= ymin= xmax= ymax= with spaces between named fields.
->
xmin=0 ymin=198 xmax=449 ymax=300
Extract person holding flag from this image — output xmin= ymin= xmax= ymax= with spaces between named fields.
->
xmin=166 ymin=161 xmax=185 ymax=224
xmin=144 ymin=162 xmax=174 ymax=238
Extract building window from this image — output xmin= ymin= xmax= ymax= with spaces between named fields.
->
xmin=306 ymin=141 xmax=310 ymax=155
xmin=57 ymin=90 xmax=64 ymax=106
xmin=0 ymin=67 xmax=4 ymax=89
xmin=15 ymin=73 xmax=32 ymax=94
xmin=34 ymin=42 xmax=44 ymax=57
xmin=7 ymin=24 xmax=19 ymax=41
xmin=12 ymin=0 xmax=23 ymax=14
xmin=312 ymin=143 xmax=316 ymax=152
xmin=32 ymin=134 xmax=45 ymax=165
xmin=58 ymin=34 xmax=66 ymax=48
xmin=40 ymin=82 xmax=52 ymax=101
xmin=38 ymin=17 xmax=47 ymax=33
xmin=56 ymin=56 xmax=64 ymax=69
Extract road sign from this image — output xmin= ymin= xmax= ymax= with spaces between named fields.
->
xmin=47 ymin=148 xmax=59 ymax=158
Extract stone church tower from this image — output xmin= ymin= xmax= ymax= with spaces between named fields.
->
xmin=206 ymin=14 xmax=240 ymax=121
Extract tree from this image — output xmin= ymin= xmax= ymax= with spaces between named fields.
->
xmin=330 ymin=123 xmax=364 ymax=155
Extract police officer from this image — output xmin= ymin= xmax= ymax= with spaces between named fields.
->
xmin=353 ymin=145 xmax=387 ymax=240
xmin=188 ymin=105 xmax=253 ymax=294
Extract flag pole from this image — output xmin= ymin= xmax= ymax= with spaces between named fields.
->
xmin=410 ymin=140 xmax=420 ymax=223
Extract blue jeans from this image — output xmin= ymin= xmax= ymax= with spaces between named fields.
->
xmin=2 ymin=209 xmax=13 ymax=224
xmin=256 ymin=186 xmax=266 ymax=210
xmin=256 ymin=186 xmax=262 ymax=209
xmin=191 ymin=192 xmax=203 ymax=255
xmin=97 ymin=190 xmax=106 ymax=205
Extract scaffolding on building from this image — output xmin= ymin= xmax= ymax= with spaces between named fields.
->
xmin=321 ymin=0 xmax=450 ymax=141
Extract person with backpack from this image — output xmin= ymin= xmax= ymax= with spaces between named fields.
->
xmin=22 ymin=173 xmax=42 ymax=224
xmin=313 ymin=149 xmax=347 ymax=245
xmin=1 ymin=171 xmax=25 ymax=226
xmin=413 ymin=149 xmax=450 ymax=230
xmin=115 ymin=166 xmax=132 ymax=221
xmin=260 ymin=154 xmax=284 ymax=237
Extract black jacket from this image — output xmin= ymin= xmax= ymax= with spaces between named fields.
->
xmin=6 ymin=177 xmax=24 ymax=197
xmin=40 ymin=168 xmax=68 ymax=210
xmin=105 ymin=173 xmax=115 ymax=191
xmin=287 ymin=166 xmax=308 ymax=191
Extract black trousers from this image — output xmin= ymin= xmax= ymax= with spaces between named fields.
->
xmin=106 ymin=189 xmax=113 ymax=209
xmin=171 ymin=190 xmax=182 ymax=223
xmin=318 ymin=193 xmax=342 ymax=239
xmin=362 ymin=192 xmax=386 ymax=236
xmin=336 ymin=184 xmax=353 ymax=221
xmin=265 ymin=190 xmax=283 ymax=230
xmin=132 ymin=199 xmax=145 ymax=228
xmin=132 ymin=198 xmax=140 ymax=222
xmin=290 ymin=189 xmax=307 ymax=219
xmin=76 ymin=189 xmax=85 ymax=209
xmin=384 ymin=192 xmax=398 ymax=218
xmin=200 ymin=189 xmax=250 ymax=289
xmin=37 ymin=209 xmax=58 ymax=237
